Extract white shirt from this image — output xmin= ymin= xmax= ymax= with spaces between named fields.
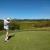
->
xmin=4 ymin=19 xmax=10 ymax=26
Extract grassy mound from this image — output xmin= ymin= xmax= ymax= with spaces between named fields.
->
xmin=0 ymin=31 xmax=50 ymax=50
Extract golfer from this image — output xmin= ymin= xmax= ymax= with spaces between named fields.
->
xmin=4 ymin=18 xmax=10 ymax=41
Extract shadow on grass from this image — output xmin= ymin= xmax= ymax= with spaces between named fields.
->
xmin=8 ymin=34 xmax=15 ymax=40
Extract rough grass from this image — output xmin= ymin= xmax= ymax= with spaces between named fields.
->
xmin=0 ymin=31 xmax=50 ymax=50
xmin=20 ymin=26 xmax=50 ymax=31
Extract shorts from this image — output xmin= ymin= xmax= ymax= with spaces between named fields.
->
xmin=4 ymin=25 xmax=9 ymax=30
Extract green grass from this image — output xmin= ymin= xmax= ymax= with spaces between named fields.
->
xmin=0 ymin=31 xmax=50 ymax=50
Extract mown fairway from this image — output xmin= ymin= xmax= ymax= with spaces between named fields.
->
xmin=0 ymin=31 xmax=50 ymax=50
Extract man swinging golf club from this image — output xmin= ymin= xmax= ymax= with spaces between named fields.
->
xmin=4 ymin=18 xmax=10 ymax=42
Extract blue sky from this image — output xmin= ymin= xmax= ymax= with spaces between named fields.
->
xmin=0 ymin=0 xmax=50 ymax=19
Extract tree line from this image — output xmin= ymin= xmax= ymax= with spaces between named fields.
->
xmin=0 ymin=19 xmax=50 ymax=30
